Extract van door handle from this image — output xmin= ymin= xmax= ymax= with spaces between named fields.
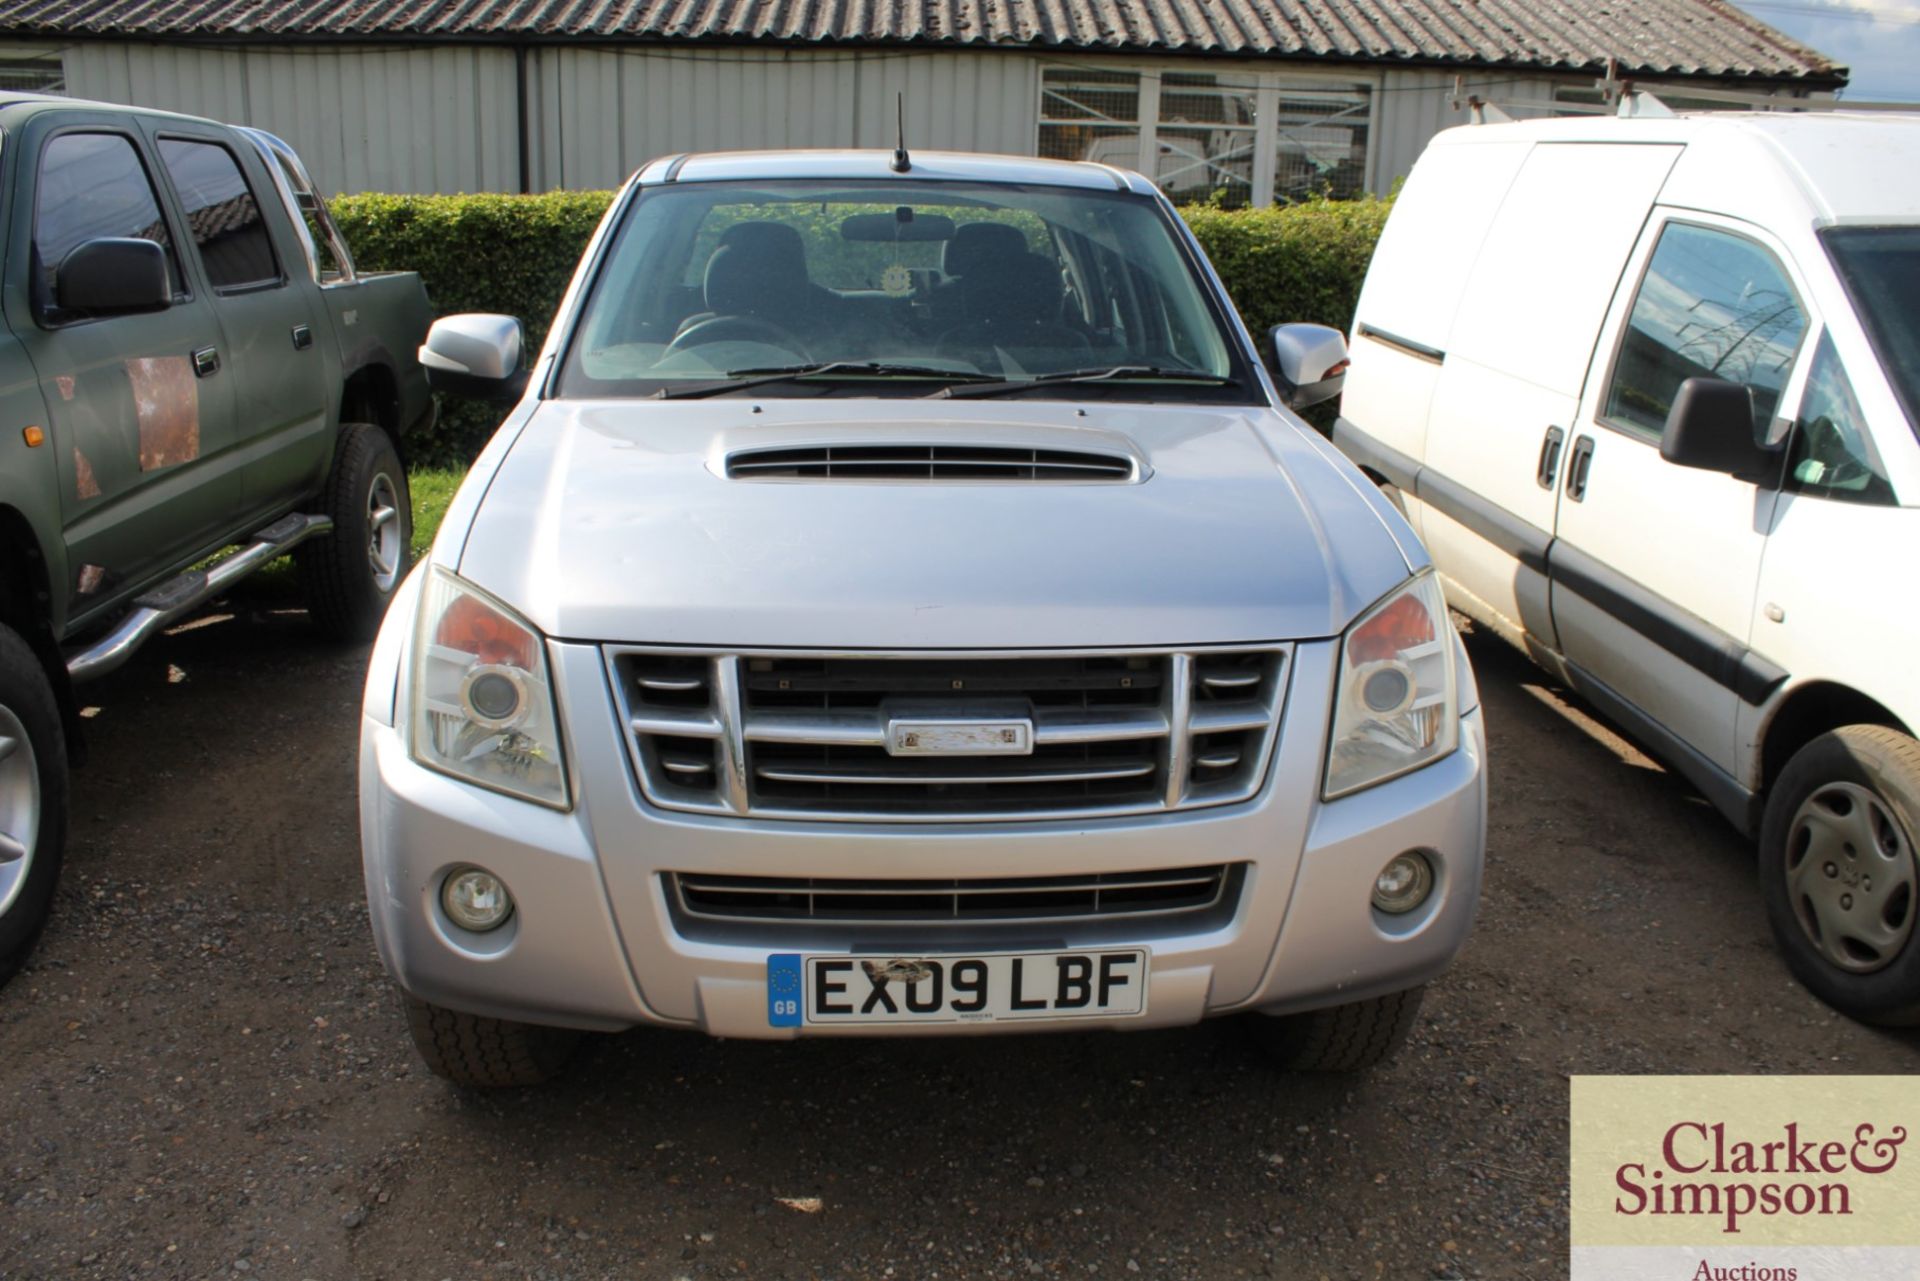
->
xmin=1536 ymin=426 xmax=1565 ymax=489
xmin=1565 ymin=435 xmax=1596 ymax=502
xmin=291 ymin=324 xmax=313 ymax=350
xmin=191 ymin=346 xmax=220 ymax=378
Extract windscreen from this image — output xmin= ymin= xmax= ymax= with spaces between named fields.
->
xmin=1822 ymin=226 xmax=1920 ymax=442
xmin=557 ymin=179 xmax=1246 ymax=400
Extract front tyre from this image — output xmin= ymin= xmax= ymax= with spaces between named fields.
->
xmin=299 ymin=423 xmax=411 ymax=642
xmin=1247 ymin=986 xmax=1425 ymax=1072
xmin=1760 ymin=725 xmax=1920 ymax=1026
xmin=0 ymin=624 xmax=67 ymax=988
xmin=401 ymin=993 xmax=580 ymax=1088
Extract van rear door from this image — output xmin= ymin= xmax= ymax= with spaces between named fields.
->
xmin=1417 ymin=142 xmax=1681 ymax=650
xmin=1338 ymin=137 xmax=1528 ymax=525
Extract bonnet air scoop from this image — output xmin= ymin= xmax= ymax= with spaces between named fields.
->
xmin=724 ymin=442 xmax=1141 ymax=482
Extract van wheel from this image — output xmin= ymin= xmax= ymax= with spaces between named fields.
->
xmin=1759 ymin=726 xmax=1920 ymax=1026
xmin=401 ymin=993 xmax=579 ymax=1087
xmin=0 ymin=624 xmax=67 ymax=988
xmin=299 ymin=423 xmax=410 ymax=643
xmin=1247 ymin=986 xmax=1425 ymax=1072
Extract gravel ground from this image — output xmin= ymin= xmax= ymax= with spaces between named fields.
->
xmin=2 ymin=596 xmax=1915 ymax=1281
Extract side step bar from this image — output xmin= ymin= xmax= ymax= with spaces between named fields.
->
xmin=65 ymin=513 xmax=334 ymax=683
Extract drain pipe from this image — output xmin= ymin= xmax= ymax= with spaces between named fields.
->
xmin=516 ymin=44 xmax=533 ymax=194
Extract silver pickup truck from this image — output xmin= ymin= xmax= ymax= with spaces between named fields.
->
xmin=0 ymin=95 xmax=431 ymax=984
xmin=360 ymin=149 xmax=1486 ymax=1086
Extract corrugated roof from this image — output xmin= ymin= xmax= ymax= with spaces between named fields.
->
xmin=0 ymin=0 xmax=1843 ymax=82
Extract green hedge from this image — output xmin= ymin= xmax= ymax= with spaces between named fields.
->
xmin=332 ymin=190 xmax=1390 ymax=465
xmin=330 ymin=190 xmax=613 ymax=463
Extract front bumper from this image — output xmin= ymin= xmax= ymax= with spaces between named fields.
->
xmin=360 ymin=635 xmax=1487 ymax=1039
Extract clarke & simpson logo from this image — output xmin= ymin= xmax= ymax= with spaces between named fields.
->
xmin=1612 ymin=1121 xmax=1907 ymax=1234
xmin=1571 ymin=1078 xmax=1920 ymax=1281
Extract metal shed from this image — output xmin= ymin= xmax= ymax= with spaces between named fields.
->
xmin=0 ymin=0 xmax=1844 ymax=200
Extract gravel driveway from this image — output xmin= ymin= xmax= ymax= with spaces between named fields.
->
xmin=2 ymin=594 xmax=1914 ymax=1281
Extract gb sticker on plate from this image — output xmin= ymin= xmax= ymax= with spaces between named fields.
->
xmin=767 ymin=953 xmax=803 ymax=1028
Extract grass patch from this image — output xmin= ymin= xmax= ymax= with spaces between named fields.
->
xmin=408 ymin=467 xmax=464 ymax=560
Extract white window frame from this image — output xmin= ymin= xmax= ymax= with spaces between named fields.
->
xmin=1037 ymin=59 xmax=1380 ymax=206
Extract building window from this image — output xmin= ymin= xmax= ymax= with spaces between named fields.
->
xmin=1155 ymin=73 xmax=1258 ymax=207
xmin=1038 ymin=68 xmax=1142 ymax=166
xmin=0 ymin=57 xmax=64 ymax=95
xmin=1037 ymin=66 xmax=1372 ymax=205
xmin=1272 ymin=87 xmax=1371 ymax=202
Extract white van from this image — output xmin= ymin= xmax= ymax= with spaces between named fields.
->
xmin=1332 ymin=105 xmax=1920 ymax=1025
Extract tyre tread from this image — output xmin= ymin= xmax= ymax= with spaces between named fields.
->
xmin=402 ymin=993 xmax=578 ymax=1088
xmin=299 ymin=422 xmax=408 ymax=642
xmin=1252 ymin=986 xmax=1425 ymax=1073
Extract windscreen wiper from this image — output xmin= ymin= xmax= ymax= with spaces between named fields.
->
xmin=652 ymin=362 xmax=998 ymax=400
xmin=926 ymin=365 xmax=1235 ymax=400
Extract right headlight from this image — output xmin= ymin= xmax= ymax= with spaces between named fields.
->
xmin=410 ymin=566 xmax=569 ymax=809
xmin=1323 ymin=571 xmax=1458 ymax=800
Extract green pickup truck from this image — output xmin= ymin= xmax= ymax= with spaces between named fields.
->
xmin=0 ymin=95 xmax=433 ymax=983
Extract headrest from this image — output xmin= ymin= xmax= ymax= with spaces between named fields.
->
xmin=705 ymin=221 xmax=810 ymax=315
xmin=942 ymin=222 xmax=1028 ymax=279
xmin=959 ymin=250 xmax=1063 ymax=324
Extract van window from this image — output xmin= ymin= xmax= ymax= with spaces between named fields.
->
xmin=1786 ymin=332 xmax=1895 ymax=506
xmin=1821 ymin=226 xmax=1920 ymax=445
xmin=1604 ymin=223 xmax=1807 ymax=443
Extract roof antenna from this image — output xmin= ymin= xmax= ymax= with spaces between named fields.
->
xmin=891 ymin=93 xmax=911 ymax=173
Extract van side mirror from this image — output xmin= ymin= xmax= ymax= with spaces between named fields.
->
xmin=420 ymin=314 xmax=528 ymax=402
xmin=56 ymin=238 xmax=171 ymax=314
xmin=1659 ymin=377 xmax=1780 ymax=481
xmin=1270 ymin=323 xmax=1349 ymax=410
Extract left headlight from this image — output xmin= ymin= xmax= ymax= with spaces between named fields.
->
xmin=1323 ymin=571 xmax=1458 ymax=800
xmin=410 ymin=566 xmax=569 ymax=809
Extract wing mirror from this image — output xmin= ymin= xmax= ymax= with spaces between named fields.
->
xmin=1270 ymin=323 xmax=1349 ymax=410
xmin=1659 ymin=377 xmax=1781 ymax=482
xmin=56 ymin=238 xmax=171 ymax=314
xmin=420 ymin=314 xmax=529 ymax=402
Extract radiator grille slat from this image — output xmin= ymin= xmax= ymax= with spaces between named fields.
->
xmin=673 ymin=866 xmax=1237 ymax=925
xmin=607 ymin=647 xmax=1287 ymax=822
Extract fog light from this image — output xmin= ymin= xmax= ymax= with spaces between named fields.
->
xmin=442 ymin=867 xmax=514 ymax=932
xmin=1372 ymin=852 xmax=1434 ymax=915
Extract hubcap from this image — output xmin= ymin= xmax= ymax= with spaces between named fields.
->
xmin=0 ymin=706 xmax=40 ymax=921
xmin=1786 ymin=781 xmax=1917 ymax=974
xmin=366 ymin=471 xmax=402 ymax=592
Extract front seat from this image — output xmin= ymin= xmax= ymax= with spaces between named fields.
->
xmin=930 ymin=222 xmax=1028 ymax=321
xmin=941 ymin=248 xmax=1089 ymax=351
xmin=673 ymin=222 xmax=824 ymax=345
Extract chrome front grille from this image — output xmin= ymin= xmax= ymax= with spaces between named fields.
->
xmin=606 ymin=646 xmax=1289 ymax=823
xmin=672 ymin=865 xmax=1239 ymax=925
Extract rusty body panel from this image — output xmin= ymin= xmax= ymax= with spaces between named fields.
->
xmin=124 ymin=356 xmax=200 ymax=471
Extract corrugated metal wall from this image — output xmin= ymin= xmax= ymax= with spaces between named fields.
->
xmin=525 ymin=47 xmax=1041 ymax=191
xmin=63 ymin=41 xmax=522 ymax=193
xmin=51 ymin=39 xmax=1571 ymax=197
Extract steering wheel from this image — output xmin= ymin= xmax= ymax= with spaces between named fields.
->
xmin=666 ymin=314 xmax=813 ymax=361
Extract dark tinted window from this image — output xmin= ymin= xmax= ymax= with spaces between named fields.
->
xmin=1822 ymin=226 xmax=1920 ymax=445
xmin=159 ymin=138 xmax=280 ymax=290
xmin=1787 ymin=332 xmax=1895 ymax=505
xmin=33 ymin=132 xmax=181 ymax=316
xmin=1604 ymin=223 xmax=1806 ymax=442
